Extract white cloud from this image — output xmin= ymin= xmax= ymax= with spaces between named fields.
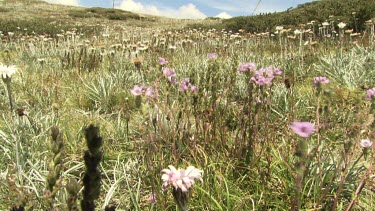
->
xmin=43 ymin=0 xmax=79 ymax=6
xmin=118 ymin=0 xmax=163 ymax=16
xmin=117 ymin=0 xmax=206 ymax=19
xmin=215 ymin=12 xmax=232 ymax=19
xmin=175 ymin=3 xmax=206 ymax=19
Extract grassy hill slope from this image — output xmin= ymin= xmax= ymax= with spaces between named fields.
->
xmin=221 ymin=0 xmax=375 ymax=32
xmin=0 ymin=0 xmax=214 ymax=35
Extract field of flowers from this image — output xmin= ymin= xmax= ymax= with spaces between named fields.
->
xmin=1 ymin=10 xmax=375 ymax=210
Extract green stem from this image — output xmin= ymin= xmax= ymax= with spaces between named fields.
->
xmin=6 ymin=81 xmax=13 ymax=113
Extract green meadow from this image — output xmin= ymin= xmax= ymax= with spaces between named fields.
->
xmin=1 ymin=0 xmax=375 ymax=210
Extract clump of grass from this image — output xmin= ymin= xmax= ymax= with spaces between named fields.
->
xmin=81 ymin=7 xmax=141 ymax=21
xmin=68 ymin=10 xmax=96 ymax=19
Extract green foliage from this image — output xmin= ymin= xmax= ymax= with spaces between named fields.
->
xmin=221 ymin=0 xmax=375 ymax=32
xmin=68 ymin=10 xmax=96 ymax=19
xmin=107 ymin=13 xmax=140 ymax=20
xmin=316 ymin=46 xmax=375 ymax=90
xmin=68 ymin=7 xmax=141 ymax=21
xmin=0 ymin=17 xmax=98 ymax=35
xmin=1 ymin=1 xmax=375 ymax=210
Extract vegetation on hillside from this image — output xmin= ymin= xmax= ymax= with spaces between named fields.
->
xmin=0 ymin=0 xmax=375 ymax=210
xmin=69 ymin=7 xmax=142 ymax=21
xmin=190 ymin=0 xmax=375 ymax=32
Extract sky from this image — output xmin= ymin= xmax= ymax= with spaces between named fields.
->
xmin=43 ymin=0 xmax=316 ymax=19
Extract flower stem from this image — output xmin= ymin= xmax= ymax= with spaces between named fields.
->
xmin=6 ymin=81 xmax=13 ymax=113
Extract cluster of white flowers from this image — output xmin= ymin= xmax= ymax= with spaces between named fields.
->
xmin=161 ymin=165 xmax=203 ymax=192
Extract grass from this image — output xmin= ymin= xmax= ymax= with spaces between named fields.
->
xmin=0 ymin=1 xmax=375 ymax=211
xmin=69 ymin=8 xmax=141 ymax=21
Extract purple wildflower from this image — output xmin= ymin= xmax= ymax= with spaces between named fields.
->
xmin=169 ymin=76 xmax=177 ymax=84
xmin=264 ymin=67 xmax=275 ymax=79
xmin=179 ymin=78 xmax=190 ymax=91
xmin=162 ymin=67 xmax=174 ymax=76
xmin=313 ymin=76 xmax=330 ymax=87
xmin=365 ymin=87 xmax=375 ymax=101
xmin=273 ymin=68 xmax=283 ymax=75
xmin=190 ymin=84 xmax=199 ymax=92
xmin=251 ymin=75 xmax=266 ymax=86
xmin=161 ymin=165 xmax=203 ymax=192
xmin=162 ymin=67 xmax=177 ymax=84
xmin=130 ymin=85 xmax=145 ymax=96
xmin=250 ymin=69 xmax=274 ymax=86
xmin=208 ymin=53 xmax=217 ymax=59
xmin=239 ymin=62 xmax=256 ymax=72
xmin=149 ymin=193 xmax=157 ymax=203
xmin=159 ymin=57 xmax=168 ymax=65
xmin=145 ymin=86 xmax=157 ymax=99
xmin=290 ymin=121 xmax=315 ymax=138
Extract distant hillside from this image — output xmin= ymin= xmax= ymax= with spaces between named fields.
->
xmin=220 ymin=0 xmax=375 ymax=32
xmin=0 ymin=0 xmax=209 ymax=35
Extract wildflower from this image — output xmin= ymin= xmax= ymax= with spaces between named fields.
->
xmin=350 ymin=33 xmax=361 ymax=38
xmin=273 ymin=68 xmax=283 ymax=75
xmin=365 ymin=19 xmax=374 ymax=26
xmin=149 ymin=193 xmax=157 ymax=203
xmin=294 ymin=29 xmax=302 ymax=35
xmin=161 ymin=165 xmax=203 ymax=211
xmin=168 ymin=45 xmax=177 ymax=50
xmin=130 ymin=85 xmax=145 ymax=96
xmin=145 ymin=86 xmax=157 ymax=99
xmin=161 ymin=165 xmax=203 ymax=192
xmin=276 ymin=26 xmax=284 ymax=31
xmin=322 ymin=22 xmax=330 ymax=27
xmin=0 ymin=62 xmax=17 ymax=82
xmin=345 ymin=29 xmax=354 ymax=34
xmin=190 ymin=85 xmax=199 ymax=93
xmin=239 ymin=62 xmax=256 ymax=72
xmin=365 ymin=87 xmax=375 ymax=101
xmin=0 ymin=62 xmax=17 ymax=78
xmin=313 ymin=76 xmax=330 ymax=87
xmin=338 ymin=22 xmax=347 ymax=29
xmin=162 ymin=67 xmax=177 ymax=84
xmin=179 ymin=78 xmax=190 ymax=91
xmin=290 ymin=121 xmax=315 ymax=138
xmin=159 ymin=57 xmax=168 ymax=65
xmin=162 ymin=67 xmax=174 ymax=77
xmin=249 ymin=67 xmax=282 ymax=86
xmin=251 ymin=75 xmax=272 ymax=86
xmin=161 ymin=165 xmax=181 ymax=191
xmin=177 ymin=166 xmax=204 ymax=192
xmin=208 ymin=53 xmax=217 ymax=59
xmin=359 ymin=139 xmax=373 ymax=148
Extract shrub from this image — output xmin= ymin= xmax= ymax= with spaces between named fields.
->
xmin=68 ymin=10 xmax=96 ymax=19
